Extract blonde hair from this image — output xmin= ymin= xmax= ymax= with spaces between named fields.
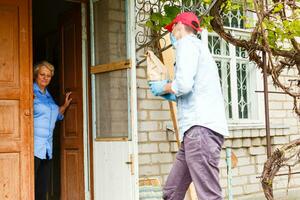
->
xmin=33 ymin=61 xmax=55 ymax=79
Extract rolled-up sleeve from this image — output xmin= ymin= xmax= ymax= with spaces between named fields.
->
xmin=57 ymin=112 xmax=64 ymax=121
xmin=171 ymin=38 xmax=200 ymax=96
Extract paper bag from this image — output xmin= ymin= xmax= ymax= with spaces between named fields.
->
xmin=146 ymin=50 xmax=168 ymax=81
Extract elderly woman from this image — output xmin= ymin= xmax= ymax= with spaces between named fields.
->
xmin=33 ymin=61 xmax=72 ymax=200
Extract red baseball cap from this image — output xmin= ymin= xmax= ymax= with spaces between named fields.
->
xmin=165 ymin=12 xmax=201 ymax=32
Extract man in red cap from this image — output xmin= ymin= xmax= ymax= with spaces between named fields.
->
xmin=149 ymin=12 xmax=228 ymax=200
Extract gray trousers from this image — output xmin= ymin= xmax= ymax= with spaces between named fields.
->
xmin=163 ymin=126 xmax=224 ymax=200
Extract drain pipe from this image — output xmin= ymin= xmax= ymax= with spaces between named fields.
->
xmin=226 ymin=148 xmax=233 ymax=200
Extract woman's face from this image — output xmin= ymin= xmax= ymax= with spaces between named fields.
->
xmin=36 ymin=66 xmax=52 ymax=89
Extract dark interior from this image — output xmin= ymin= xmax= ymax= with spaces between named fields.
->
xmin=32 ymin=0 xmax=79 ymax=199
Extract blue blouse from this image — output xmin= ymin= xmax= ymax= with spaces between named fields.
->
xmin=33 ymin=83 xmax=63 ymax=159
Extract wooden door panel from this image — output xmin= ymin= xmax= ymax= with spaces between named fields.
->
xmin=64 ymin=104 xmax=78 ymax=137
xmin=0 ymin=153 xmax=20 ymax=200
xmin=0 ymin=100 xmax=19 ymax=138
xmin=0 ymin=4 xmax=19 ymax=88
xmin=63 ymin=23 xmax=78 ymax=90
xmin=64 ymin=150 xmax=80 ymax=200
xmin=60 ymin=6 xmax=84 ymax=200
xmin=0 ymin=0 xmax=33 ymax=200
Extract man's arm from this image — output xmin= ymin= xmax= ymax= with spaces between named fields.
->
xmin=170 ymin=38 xmax=200 ymax=96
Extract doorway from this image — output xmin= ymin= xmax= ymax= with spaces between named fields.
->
xmin=32 ymin=0 xmax=86 ymax=199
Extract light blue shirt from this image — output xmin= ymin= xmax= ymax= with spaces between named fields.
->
xmin=171 ymin=35 xmax=229 ymax=141
xmin=33 ymin=82 xmax=63 ymax=159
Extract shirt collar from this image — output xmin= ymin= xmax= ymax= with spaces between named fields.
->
xmin=175 ymin=34 xmax=196 ymax=48
xmin=180 ymin=34 xmax=196 ymax=41
xmin=33 ymin=82 xmax=50 ymax=97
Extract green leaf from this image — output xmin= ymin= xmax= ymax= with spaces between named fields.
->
xmin=201 ymin=15 xmax=214 ymax=30
xmin=240 ymin=15 xmax=247 ymax=20
xmin=291 ymin=20 xmax=300 ymax=37
xmin=273 ymin=3 xmax=283 ymax=13
xmin=150 ymin=13 xmax=163 ymax=23
xmin=267 ymin=31 xmax=277 ymax=48
xmin=245 ymin=23 xmax=252 ymax=28
xmin=262 ymin=21 xmax=267 ymax=29
xmin=145 ymin=21 xmax=153 ymax=28
xmin=153 ymin=25 xmax=161 ymax=32
xmin=164 ymin=5 xmax=181 ymax=19
xmin=282 ymin=20 xmax=289 ymax=28
xmin=161 ymin=17 xmax=172 ymax=27
xmin=231 ymin=5 xmax=240 ymax=10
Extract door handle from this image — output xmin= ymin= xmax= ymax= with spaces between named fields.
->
xmin=125 ymin=154 xmax=134 ymax=175
xmin=24 ymin=109 xmax=31 ymax=116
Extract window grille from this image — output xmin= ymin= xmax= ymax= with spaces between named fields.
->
xmin=206 ymin=32 xmax=257 ymax=122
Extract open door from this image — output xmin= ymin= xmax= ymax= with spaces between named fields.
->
xmin=0 ymin=0 xmax=33 ymax=199
xmin=59 ymin=5 xmax=85 ymax=200
xmin=90 ymin=0 xmax=138 ymax=199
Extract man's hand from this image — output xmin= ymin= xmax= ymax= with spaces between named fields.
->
xmin=149 ymin=80 xmax=169 ymax=96
xmin=161 ymin=93 xmax=176 ymax=102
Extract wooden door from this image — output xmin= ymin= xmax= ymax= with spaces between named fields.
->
xmin=0 ymin=0 xmax=33 ymax=199
xmin=59 ymin=5 xmax=85 ymax=200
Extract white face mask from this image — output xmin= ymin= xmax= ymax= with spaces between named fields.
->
xmin=170 ymin=33 xmax=177 ymax=48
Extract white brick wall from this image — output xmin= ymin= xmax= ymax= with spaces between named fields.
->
xmin=137 ymin=81 xmax=300 ymax=199
xmin=136 ymin=38 xmax=300 ymax=200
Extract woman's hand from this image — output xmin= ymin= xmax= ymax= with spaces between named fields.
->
xmin=59 ymin=92 xmax=72 ymax=115
xmin=63 ymin=92 xmax=72 ymax=108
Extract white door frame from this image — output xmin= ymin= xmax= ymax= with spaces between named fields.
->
xmin=127 ymin=0 xmax=139 ymax=198
xmin=88 ymin=0 xmax=139 ymax=199
xmin=81 ymin=2 xmax=91 ymax=200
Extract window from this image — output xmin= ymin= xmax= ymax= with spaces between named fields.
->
xmin=180 ymin=2 xmax=262 ymax=123
xmin=223 ymin=7 xmax=245 ymax=29
xmin=202 ymin=10 xmax=261 ymax=123
xmin=92 ymin=0 xmax=130 ymax=139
